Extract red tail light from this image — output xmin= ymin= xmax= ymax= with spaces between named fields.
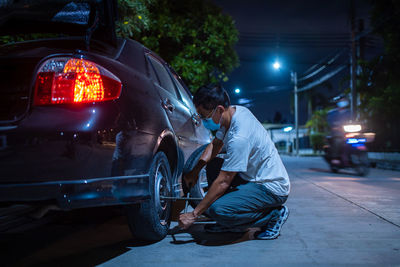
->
xmin=34 ymin=57 xmax=122 ymax=105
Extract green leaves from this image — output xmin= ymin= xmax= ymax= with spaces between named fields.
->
xmin=305 ymin=108 xmax=329 ymax=134
xmin=116 ymin=0 xmax=154 ymax=38
xmin=117 ymin=0 xmax=239 ymax=92
xmin=305 ymin=108 xmax=329 ymax=153
xmin=356 ymin=0 xmax=400 ymax=149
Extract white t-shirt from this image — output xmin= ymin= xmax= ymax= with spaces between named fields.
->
xmin=216 ymin=105 xmax=290 ymax=196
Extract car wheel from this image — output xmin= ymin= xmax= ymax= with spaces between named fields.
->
xmin=126 ymin=151 xmax=172 ymax=241
xmin=183 ymin=144 xmax=209 ymax=208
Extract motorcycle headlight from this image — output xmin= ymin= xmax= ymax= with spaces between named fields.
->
xmin=343 ymin=124 xmax=362 ymax=132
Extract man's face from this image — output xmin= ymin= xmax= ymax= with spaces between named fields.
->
xmin=196 ymin=105 xmax=215 ymax=121
xmin=196 ymin=105 xmax=225 ymax=125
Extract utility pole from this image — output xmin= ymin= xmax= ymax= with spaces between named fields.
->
xmin=358 ymin=19 xmax=365 ymax=62
xmin=350 ymin=0 xmax=357 ymax=121
xmin=291 ymin=71 xmax=299 ymax=156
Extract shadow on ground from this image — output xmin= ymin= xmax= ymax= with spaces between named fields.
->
xmin=0 ymin=207 xmax=156 ymax=267
xmin=1 ymin=206 xmax=258 ymax=267
xmin=168 ymin=224 xmax=261 ymax=246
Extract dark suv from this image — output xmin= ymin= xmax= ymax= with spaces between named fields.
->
xmin=0 ymin=0 xmax=210 ymax=241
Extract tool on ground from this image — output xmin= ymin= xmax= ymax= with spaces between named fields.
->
xmin=170 ymin=191 xmax=191 ymax=242
xmin=160 ymin=196 xmax=203 ymax=201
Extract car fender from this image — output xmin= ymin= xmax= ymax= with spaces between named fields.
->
xmin=153 ymin=128 xmax=184 ymax=198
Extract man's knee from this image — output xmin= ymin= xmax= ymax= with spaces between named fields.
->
xmin=208 ymin=202 xmax=234 ymax=219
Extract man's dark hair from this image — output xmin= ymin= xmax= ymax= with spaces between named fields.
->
xmin=193 ymin=84 xmax=230 ymax=110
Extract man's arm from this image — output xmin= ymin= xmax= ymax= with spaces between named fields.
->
xmin=184 ymin=137 xmax=223 ymax=188
xmin=193 ymin=170 xmax=236 ymax=216
xmin=179 ymin=170 xmax=236 ymax=229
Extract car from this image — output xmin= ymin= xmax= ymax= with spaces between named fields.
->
xmin=0 ymin=0 xmax=211 ymax=241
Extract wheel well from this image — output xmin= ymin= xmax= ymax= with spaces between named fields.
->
xmin=157 ymin=135 xmax=178 ymax=178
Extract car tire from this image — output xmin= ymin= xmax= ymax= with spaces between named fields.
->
xmin=126 ymin=151 xmax=172 ymax=241
xmin=183 ymin=144 xmax=209 ymax=208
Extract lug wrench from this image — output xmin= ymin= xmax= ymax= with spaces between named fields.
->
xmin=169 ymin=191 xmax=191 ymax=242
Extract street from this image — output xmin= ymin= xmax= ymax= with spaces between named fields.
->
xmin=1 ymin=155 xmax=400 ymax=266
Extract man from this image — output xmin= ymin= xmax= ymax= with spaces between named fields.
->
xmin=178 ymin=85 xmax=290 ymax=240
xmin=326 ymin=96 xmax=351 ymax=164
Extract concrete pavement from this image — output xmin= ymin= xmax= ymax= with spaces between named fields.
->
xmin=279 ymin=156 xmax=400 ymax=266
xmin=98 ymin=155 xmax=400 ymax=266
xmin=2 ymin=156 xmax=399 ymax=266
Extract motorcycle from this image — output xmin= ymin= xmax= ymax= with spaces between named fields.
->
xmin=323 ymin=123 xmax=375 ymax=176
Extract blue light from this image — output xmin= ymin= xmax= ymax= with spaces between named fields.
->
xmin=235 ymin=88 xmax=241 ymax=94
xmin=273 ymin=61 xmax=281 ymax=70
xmin=346 ymin=138 xmax=366 ymax=144
xmin=351 ymin=143 xmax=366 ymax=148
xmin=283 ymin=126 xmax=293 ymax=132
xmin=347 ymin=138 xmax=358 ymax=144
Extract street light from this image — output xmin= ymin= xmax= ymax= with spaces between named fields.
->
xmin=273 ymin=61 xmax=281 ymax=70
xmin=234 ymin=88 xmax=241 ymax=94
xmin=272 ymin=61 xmax=299 ymax=156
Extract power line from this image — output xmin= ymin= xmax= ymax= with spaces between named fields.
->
xmin=298 ymin=49 xmax=348 ymax=81
xmin=298 ymin=65 xmax=347 ymax=92
xmin=236 ymin=32 xmax=381 ymax=48
xmin=301 ymin=49 xmax=344 ymax=75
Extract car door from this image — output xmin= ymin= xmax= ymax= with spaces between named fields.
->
xmin=147 ymin=54 xmax=199 ymax=160
xmin=168 ymin=70 xmax=211 ymax=147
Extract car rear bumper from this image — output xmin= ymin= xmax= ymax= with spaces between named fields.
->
xmin=0 ymin=174 xmax=150 ymax=210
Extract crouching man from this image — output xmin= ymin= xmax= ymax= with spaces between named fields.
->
xmin=179 ymin=85 xmax=291 ymax=240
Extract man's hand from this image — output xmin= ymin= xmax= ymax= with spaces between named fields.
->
xmin=178 ymin=212 xmax=197 ymax=229
xmin=183 ymin=169 xmax=198 ymax=189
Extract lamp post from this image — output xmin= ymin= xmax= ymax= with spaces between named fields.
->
xmin=291 ymin=71 xmax=299 ymax=157
xmin=273 ymin=61 xmax=299 ymax=156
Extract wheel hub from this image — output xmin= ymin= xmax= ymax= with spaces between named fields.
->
xmin=154 ymin=164 xmax=171 ymax=225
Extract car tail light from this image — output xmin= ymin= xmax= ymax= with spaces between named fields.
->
xmin=34 ymin=57 xmax=122 ymax=105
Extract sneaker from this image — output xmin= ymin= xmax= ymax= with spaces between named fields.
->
xmin=256 ymin=206 xmax=289 ymax=240
xmin=204 ymin=223 xmax=247 ymax=233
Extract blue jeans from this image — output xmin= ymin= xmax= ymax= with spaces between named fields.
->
xmin=206 ymin=158 xmax=288 ymax=229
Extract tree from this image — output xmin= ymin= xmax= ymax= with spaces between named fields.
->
xmin=305 ymin=108 xmax=329 ymax=153
xmin=117 ymin=0 xmax=239 ymax=92
xmin=357 ymin=0 xmax=400 ymax=150
xmin=116 ymin=0 xmax=154 ymax=37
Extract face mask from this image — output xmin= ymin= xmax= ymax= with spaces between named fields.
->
xmin=202 ymin=117 xmax=221 ymax=131
xmin=202 ymin=108 xmax=221 ymax=131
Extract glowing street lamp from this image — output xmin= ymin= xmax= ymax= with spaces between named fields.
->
xmin=273 ymin=61 xmax=281 ymax=70
xmin=234 ymin=88 xmax=241 ymax=94
xmin=272 ymin=61 xmax=299 ymax=156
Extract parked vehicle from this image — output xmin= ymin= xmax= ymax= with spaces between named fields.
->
xmin=0 ymin=0 xmax=210 ymax=241
xmin=323 ymin=123 xmax=375 ymax=176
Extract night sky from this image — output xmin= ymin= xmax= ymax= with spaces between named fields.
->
xmin=213 ymin=0 xmax=382 ymax=124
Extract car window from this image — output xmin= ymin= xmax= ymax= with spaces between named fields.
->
xmin=148 ymin=56 xmax=177 ymax=97
xmin=146 ymin=56 xmax=159 ymax=83
xmin=171 ymin=73 xmax=196 ymax=111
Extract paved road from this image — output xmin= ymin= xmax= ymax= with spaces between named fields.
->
xmin=1 ymin=156 xmax=400 ymax=266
